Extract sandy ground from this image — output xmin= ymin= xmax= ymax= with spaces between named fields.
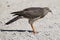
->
xmin=0 ymin=0 xmax=60 ymax=40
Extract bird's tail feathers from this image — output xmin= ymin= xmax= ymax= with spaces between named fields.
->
xmin=11 ymin=11 xmax=23 ymax=16
xmin=5 ymin=16 xmax=21 ymax=25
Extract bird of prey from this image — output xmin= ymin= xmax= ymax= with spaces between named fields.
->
xmin=5 ymin=7 xmax=52 ymax=34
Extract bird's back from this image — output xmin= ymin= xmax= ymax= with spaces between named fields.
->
xmin=23 ymin=7 xmax=44 ymax=18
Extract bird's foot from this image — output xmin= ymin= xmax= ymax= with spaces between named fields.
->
xmin=33 ymin=31 xmax=39 ymax=34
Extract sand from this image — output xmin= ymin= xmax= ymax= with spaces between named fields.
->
xmin=0 ymin=0 xmax=60 ymax=40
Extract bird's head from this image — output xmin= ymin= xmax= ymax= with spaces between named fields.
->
xmin=43 ymin=7 xmax=53 ymax=14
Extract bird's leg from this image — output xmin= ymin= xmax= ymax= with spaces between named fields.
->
xmin=31 ymin=24 xmax=36 ymax=34
xmin=29 ymin=19 xmax=38 ymax=34
xmin=29 ymin=17 xmax=41 ymax=34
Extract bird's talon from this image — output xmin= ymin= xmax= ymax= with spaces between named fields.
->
xmin=33 ymin=31 xmax=39 ymax=34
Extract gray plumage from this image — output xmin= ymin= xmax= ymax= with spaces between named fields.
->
xmin=5 ymin=7 xmax=52 ymax=33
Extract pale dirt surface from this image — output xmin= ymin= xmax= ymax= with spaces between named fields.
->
xmin=0 ymin=0 xmax=60 ymax=40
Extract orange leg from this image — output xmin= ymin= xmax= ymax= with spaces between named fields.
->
xmin=29 ymin=19 xmax=39 ymax=34
xmin=31 ymin=24 xmax=38 ymax=34
xmin=31 ymin=24 xmax=35 ymax=34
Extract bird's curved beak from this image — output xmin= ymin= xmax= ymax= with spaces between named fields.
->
xmin=49 ymin=10 xmax=53 ymax=14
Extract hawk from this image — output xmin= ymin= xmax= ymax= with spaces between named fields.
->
xmin=5 ymin=7 xmax=52 ymax=34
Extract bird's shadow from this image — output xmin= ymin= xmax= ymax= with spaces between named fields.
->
xmin=0 ymin=29 xmax=33 ymax=33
